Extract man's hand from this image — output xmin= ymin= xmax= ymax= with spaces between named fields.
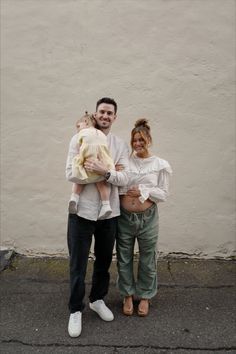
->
xmin=126 ymin=185 xmax=141 ymax=197
xmin=115 ymin=164 xmax=124 ymax=171
xmin=84 ymin=159 xmax=108 ymax=176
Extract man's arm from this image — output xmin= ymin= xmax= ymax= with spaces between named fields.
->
xmin=83 ymin=142 xmax=129 ymax=187
xmin=106 ymin=143 xmax=129 ymax=186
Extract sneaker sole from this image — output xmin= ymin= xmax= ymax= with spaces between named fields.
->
xmin=89 ymin=304 xmax=114 ymax=321
xmin=68 ymin=329 xmax=82 ymax=337
xmin=97 ymin=209 xmax=112 ymax=220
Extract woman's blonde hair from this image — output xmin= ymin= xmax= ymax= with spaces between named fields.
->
xmin=130 ymin=118 xmax=152 ymax=154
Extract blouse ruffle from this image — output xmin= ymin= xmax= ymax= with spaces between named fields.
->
xmin=123 ymin=155 xmax=172 ymax=204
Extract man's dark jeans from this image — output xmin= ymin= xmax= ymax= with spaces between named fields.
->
xmin=67 ymin=214 xmax=117 ymax=313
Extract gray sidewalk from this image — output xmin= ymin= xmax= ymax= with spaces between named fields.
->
xmin=0 ymin=253 xmax=235 ymax=354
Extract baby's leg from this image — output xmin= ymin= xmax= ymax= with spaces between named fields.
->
xmin=96 ymin=181 xmax=112 ymax=220
xmin=68 ymin=183 xmax=84 ymax=214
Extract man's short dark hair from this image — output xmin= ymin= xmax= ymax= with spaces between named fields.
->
xmin=96 ymin=97 xmax=117 ymax=114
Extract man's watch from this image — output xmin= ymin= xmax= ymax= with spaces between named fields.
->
xmin=105 ymin=171 xmax=111 ymax=180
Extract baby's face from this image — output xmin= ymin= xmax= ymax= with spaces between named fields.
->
xmin=76 ymin=121 xmax=88 ymax=132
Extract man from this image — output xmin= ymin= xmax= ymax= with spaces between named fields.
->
xmin=66 ymin=97 xmax=129 ymax=337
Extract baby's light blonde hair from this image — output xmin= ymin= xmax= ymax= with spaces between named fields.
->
xmin=76 ymin=111 xmax=96 ymax=128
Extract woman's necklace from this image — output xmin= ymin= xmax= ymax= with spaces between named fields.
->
xmin=131 ymin=153 xmax=151 ymax=205
xmin=134 ymin=152 xmax=152 ymax=173
xmin=134 ymin=157 xmax=143 ymax=173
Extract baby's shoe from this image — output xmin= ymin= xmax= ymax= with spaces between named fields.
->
xmin=68 ymin=194 xmax=79 ymax=214
xmin=98 ymin=201 xmax=112 ymax=220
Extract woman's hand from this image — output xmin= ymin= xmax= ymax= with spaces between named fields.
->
xmin=126 ymin=185 xmax=141 ymax=197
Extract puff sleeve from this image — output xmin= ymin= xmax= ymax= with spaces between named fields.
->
xmin=138 ymin=161 xmax=172 ymax=204
xmin=139 ymin=169 xmax=170 ymax=203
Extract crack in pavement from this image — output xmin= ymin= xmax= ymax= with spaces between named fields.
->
xmin=1 ymin=278 xmax=234 ymax=289
xmin=1 ymin=339 xmax=236 ymax=351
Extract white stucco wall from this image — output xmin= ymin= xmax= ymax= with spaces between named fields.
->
xmin=1 ymin=0 xmax=235 ymax=258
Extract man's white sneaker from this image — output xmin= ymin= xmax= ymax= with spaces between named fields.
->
xmin=68 ymin=311 xmax=82 ymax=337
xmin=89 ymin=300 xmax=114 ymax=321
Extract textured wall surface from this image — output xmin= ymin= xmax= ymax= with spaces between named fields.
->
xmin=1 ymin=0 xmax=235 ymax=258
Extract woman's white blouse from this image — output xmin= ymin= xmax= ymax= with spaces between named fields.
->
xmin=120 ymin=155 xmax=172 ymax=204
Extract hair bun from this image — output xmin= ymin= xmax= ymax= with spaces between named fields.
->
xmin=135 ymin=118 xmax=150 ymax=130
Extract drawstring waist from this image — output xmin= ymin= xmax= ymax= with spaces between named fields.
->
xmin=120 ymin=204 xmax=157 ymax=230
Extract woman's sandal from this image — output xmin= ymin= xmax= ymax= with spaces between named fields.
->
xmin=123 ymin=296 xmax=134 ymax=316
xmin=137 ymin=299 xmax=150 ymax=317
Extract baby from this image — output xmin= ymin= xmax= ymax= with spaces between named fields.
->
xmin=69 ymin=112 xmax=115 ymax=220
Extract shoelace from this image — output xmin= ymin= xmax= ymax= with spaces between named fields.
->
xmin=72 ymin=312 xmax=80 ymax=322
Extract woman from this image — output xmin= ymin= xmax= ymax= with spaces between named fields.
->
xmin=116 ymin=118 xmax=172 ymax=316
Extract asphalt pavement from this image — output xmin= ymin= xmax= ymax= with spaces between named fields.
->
xmin=0 ymin=252 xmax=235 ymax=354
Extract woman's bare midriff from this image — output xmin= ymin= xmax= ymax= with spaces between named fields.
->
xmin=120 ymin=195 xmax=154 ymax=212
